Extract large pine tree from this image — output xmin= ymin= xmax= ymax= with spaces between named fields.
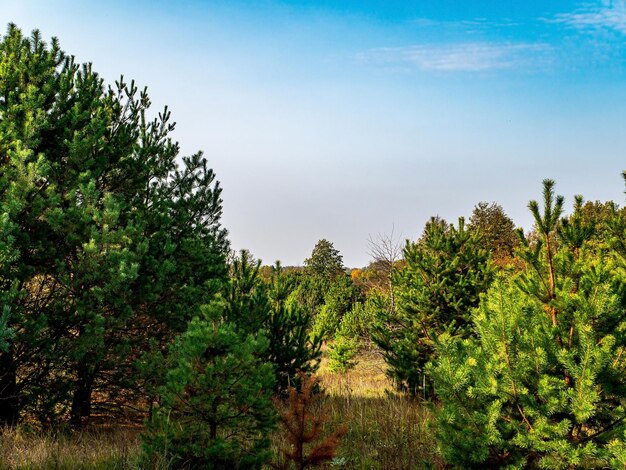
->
xmin=0 ymin=24 xmax=228 ymax=425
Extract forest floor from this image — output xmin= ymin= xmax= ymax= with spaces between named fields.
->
xmin=0 ymin=349 xmax=443 ymax=469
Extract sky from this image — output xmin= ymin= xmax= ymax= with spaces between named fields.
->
xmin=3 ymin=0 xmax=626 ymax=267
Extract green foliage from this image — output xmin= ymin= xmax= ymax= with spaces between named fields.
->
xmin=224 ymin=250 xmax=269 ymax=332
xmin=607 ymin=430 xmax=626 ymax=468
xmin=224 ymin=253 xmax=322 ymax=394
xmin=0 ymin=24 xmax=228 ymax=425
xmin=338 ymin=302 xmax=369 ymax=340
xmin=431 ymin=179 xmax=626 ymax=467
xmin=328 ymin=333 xmax=360 ymax=374
xmin=0 ymin=306 xmax=13 ymax=353
xmin=361 ymin=288 xmax=392 ymax=340
xmin=311 ymin=275 xmax=360 ymax=341
xmin=267 ymin=301 xmax=322 ymax=392
xmin=289 ymin=273 xmax=329 ymax=316
xmin=574 ymin=199 xmax=623 ymax=249
xmin=304 ymin=239 xmax=345 ymax=279
xmin=265 ymin=263 xmax=322 ymax=393
xmin=290 ymin=239 xmax=348 ymax=323
xmin=373 ymin=217 xmax=492 ymax=394
xmin=142 ymin=305 xmax=276 ymax=469
xmin=468 ymin=201 xmax=518 ymax=266
xmin=606 ymin=174 xmax=626 ymax=261
xmin=327 ymin=300 xmax=379 ymax=374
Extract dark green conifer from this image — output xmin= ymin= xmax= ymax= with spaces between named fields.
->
xmin=373 ymin=216 xmax=492 ymax=395
xmin=224 ymin=253 xmax=322 ymax=394
xmin=0 ymin=24 xmax=228 ymax=425
xmin=142 ymin=304 xmax=276 ymax=469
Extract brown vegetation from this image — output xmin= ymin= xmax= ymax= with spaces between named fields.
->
xmin=273 ymin=373 xmax=347 ymax=469
xmin=0 ymin=425 xmax=141 ymax=469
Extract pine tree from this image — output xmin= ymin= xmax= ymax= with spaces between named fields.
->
xmin=224 ymin=250 xmax=270 ymax=332
xmin=224 ymin=253 xmax=322 ymax=394
xmin=142 ymin=304 xmax=276 ymax=469
xmin=373 ymin=217 xmax=492 ymax=394
xmin=273 ymin=373 xmax=348 ymax=469
xmin=289 ymin=240 xmax=347 ymax=321
xmin=327 ymin=332 xmax=359 ymax=373
xmin=0 ymin=24 xmax=228 ymax=425
xmin=431 ymin=179 xmax=626 ymax=467
xmin=311 ymin=274 xmax=360 ymax=341
xmin=266 ymin=262 xmax=322 ymax=393
xmin=327 ymin=302 xmax=373 ymax=374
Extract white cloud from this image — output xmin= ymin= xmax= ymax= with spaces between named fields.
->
xmin=553 ymin=0 xmax=626 ymax=34
xmin=411 ymin=17 xmax=520 ymax=29
xmin=359 ymin=42 xmax=550 ymax=72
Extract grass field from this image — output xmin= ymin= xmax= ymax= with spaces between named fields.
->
xmin=0 ymin=425 xmax=142 ymax=469
xmin=312 ymin=349 xmax=442 ymax=469
xmin=0 ymin=349 xmax=442 ymax=469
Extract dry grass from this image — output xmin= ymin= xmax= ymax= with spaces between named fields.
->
xmin=271 ymin=348 xmax=445 ymax=469
xmin=317 ymin=348 xmax=392 ymax=398
xmin=0 ymin=425 xmax=142 ymax=470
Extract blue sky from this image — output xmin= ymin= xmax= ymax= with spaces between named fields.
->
xmin=3 ymin=0 xmax=626 ymax=266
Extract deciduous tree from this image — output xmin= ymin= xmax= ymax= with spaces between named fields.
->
xmin=304 ymin=239 xmax=344 ymax=279
xmin=468 ymin=201 xmax=518 ymax=266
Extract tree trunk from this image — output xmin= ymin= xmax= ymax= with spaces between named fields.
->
xmin=0 ymin=348 xmax=19 ymax=426
xmin=70 ymin=363 xmax=95 ymax=427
